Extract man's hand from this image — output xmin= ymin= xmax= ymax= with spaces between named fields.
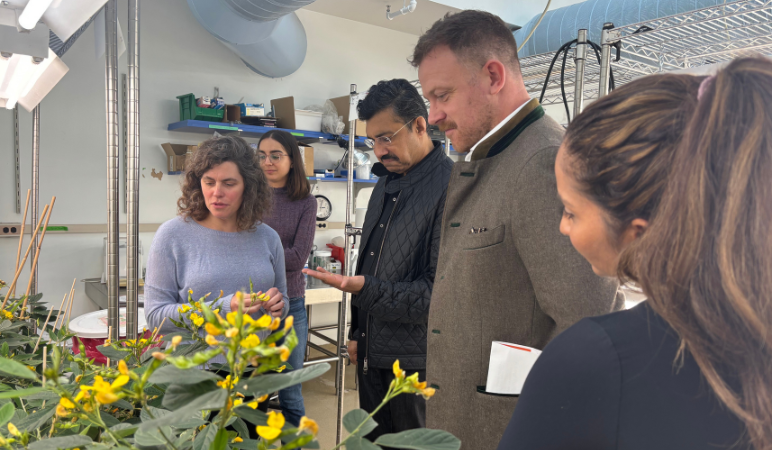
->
xmin=302 ymin=267 xmax=365 ymax=294
xmin=347 ymin=340 xmax=358 ymax=365
xmin=229 ymin=288 xmax=285 ymax=317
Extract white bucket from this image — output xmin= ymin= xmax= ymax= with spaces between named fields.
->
xmin=295 ymin=110 xmax=323 ymax=132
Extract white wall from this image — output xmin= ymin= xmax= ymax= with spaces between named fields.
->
xmin=0 ymin=0 xmax=420 ymax=339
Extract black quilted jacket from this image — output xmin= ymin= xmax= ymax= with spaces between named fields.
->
xmin=350 ymin=142 xmax=453 ymax=371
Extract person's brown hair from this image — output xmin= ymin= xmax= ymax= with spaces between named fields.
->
xmin=177 ymin=135 xmax=271 ymax=231
xmin=257 ymin=130 xmax=311 ymax=202
xmin=410 ymin=10 xmax=519 ymax=71
xmin=562 ymin=73 xmax=703 ymax=238
xmin=620 ymin=57 xmax=772 ymax=450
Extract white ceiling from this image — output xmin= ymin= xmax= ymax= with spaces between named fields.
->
xmin=304 ymin=0 xmax=589 ymax=36
xmin=303 ymin=0 xmax=462 ymax=36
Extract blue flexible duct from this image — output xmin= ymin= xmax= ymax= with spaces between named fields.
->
xmin=514 ymin=0 xmax=728 ymax=57
xmin=187 ymin=0 xmax=317 ymax=78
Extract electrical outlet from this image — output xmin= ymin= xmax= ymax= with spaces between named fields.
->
xmin=0 ymin=224 xmax=22 ymax=237
xmin=316 ymin=223 xmax=328 ymax=229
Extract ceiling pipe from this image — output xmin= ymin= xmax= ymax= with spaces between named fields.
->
xmin=387 ymin=0 xmax=417 ymax=20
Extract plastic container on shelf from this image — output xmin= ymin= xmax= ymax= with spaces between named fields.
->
xmin=177 ymin=94 xmax=225 ymax=122
xmin=294 ymin=110 xmax=323 ymax=132
xmin=69 ymin=307 xmax=160 ymax=364
xmin=313 ymin=250 xmax=332 ymax=272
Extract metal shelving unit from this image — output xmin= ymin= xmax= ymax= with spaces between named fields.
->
xmin=600 ymin=0 xmax=772 ymax=96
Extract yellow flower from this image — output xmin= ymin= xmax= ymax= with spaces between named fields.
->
xmin=242 ymin=315 xmax=255 ymax=326
xmin=1 ymin=310 xmax=12 ymax=320
xmin=233 ymin=399 xmax=243 ymax=407
xmin=257 ymin=394 xmax=269 ymax=403
xmin=59 ymin=397 xmax=75 ymax=409
xmin=7 ymin=423 xmax=19 ymax=437
xmin=205 ymin=335 xmax=220 ymax=346
xmin=240 ymin=334 xmax=261 ymax=349
xmin=276 ymin=365 xmax=286 ymax=373
xmin=232 ymin=437 xmax=244 ymax=443
xmin=270 ymin=318 xmax=281 ymax=331
xmin=178 ymin=304 xmax=192 ymax=314
xmin=216 ymin=375 xmax=239 ymax=390
xmin=284 ymin=316 xmax=294 ymax=331
xmin=103 ymin=337 xmax=111 ymax=346
xmin=204 ymin=323 xmax=221 ymax=336
xmin=225 ymin=328 xmax=239 ymax=338
xmin=393 ymin=360 xmax=405 ymax=380
xmin=26 ymin=365 xmax=35 ymax=372
xmin=279 ymin=346 xmax=291 ymax=362
xmin=299 ymin=417 xmax=319 ymax=436
xmin=118 ymin=360 xmax=129 ymax=376
xmin=171 ymin=335 xmax=183 ymax=349
xmin=75 ymin=374 xmax=82 ymax=383
xmin=81 ymin=375 xmax=128 ymax=404
xmin=152 ymin=352 xmax=166 ymax=361
xmin=56 ymin=404 xmax=69 ymax=417
xmin=256 ymin=411 xmax=285 ymax=441
xmin=190 ymin=313 xmax=204 ymax=327
xmin=188 ymin=289 xmax=193 ymax=295
xmin=226 ymin=311 xmax=239 ymax=327
xmin=247 ymin=401 xmax=259 ymax=409
xmin=213 ymin=308 xmax=220 ymax=315
xmin=420 ymin=387 xmax=436 ymax=399
xmin=255 ymin=314 xmax=272 ymax=328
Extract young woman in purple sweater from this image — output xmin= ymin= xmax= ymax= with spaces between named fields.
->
xmin=258 ymin=130 xmax=317 ymax=427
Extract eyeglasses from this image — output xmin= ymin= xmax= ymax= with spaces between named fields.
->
xmin=364 ymin=118 xmax=417 ymax=149
xmin=258 ymin=153 xmax=288 ymax=163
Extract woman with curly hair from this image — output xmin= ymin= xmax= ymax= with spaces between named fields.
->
xmin=145 ymin=135 xmax=288 ymax=355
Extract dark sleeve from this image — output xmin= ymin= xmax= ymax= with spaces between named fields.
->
xmin=282 ymin=196 xmax=316 ymax=273
xmin=351 ymin=191 xmax=446 ymax=325
xmin=496 ymin=319 xmax=621 ymax=450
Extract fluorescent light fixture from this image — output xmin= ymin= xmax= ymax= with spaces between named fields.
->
xmin=42 ymin=0 xmax=108 ymax=41
xmin=0 ymin=48 xmax=68 ymax=111
xmin=18 ymin=0 xmax=55 ymax=30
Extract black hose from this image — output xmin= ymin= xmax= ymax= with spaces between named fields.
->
xmin=560 ymin=42 xmax=572 ymax=124
xmin=539 ymin=39 xmax=577 ymax=104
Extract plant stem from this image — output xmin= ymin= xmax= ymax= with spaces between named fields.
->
xmin=330 ymin=393 xmax=395 ymax=450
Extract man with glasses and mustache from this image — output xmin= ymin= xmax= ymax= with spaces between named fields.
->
xmin=411 ymin=10 xmax=623 ymax=448
xmin=304 ymin=79 xmax=453 ymax=440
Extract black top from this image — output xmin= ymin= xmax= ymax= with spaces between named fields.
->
xmin=358 ymin=173 xmax=401 ymax=278
xmin=497 ymin=302 xmax=747 ymax=450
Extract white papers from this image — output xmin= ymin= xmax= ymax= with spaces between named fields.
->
xmin=485 ymin=341 xmax=542 ymax=395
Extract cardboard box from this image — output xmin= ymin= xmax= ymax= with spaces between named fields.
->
xmin=161 ymin=143 xmax=197 ymax=173
xmin=298 ymin=143 xmax=315 ymax=177
xmin=270 ymin=96 xmax=323 ymax=132
xmin=329 ymin=96 xmax=367 ymax=138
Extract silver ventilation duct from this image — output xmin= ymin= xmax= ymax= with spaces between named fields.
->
xmin=187 ymin=0 xmax=317 ymax=78
xmin=514 ymin=0 xmax=728 ymax=57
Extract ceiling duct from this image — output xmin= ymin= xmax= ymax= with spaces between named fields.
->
xmin=187 ymin=0 xmax=317 ymax=78
xmin=514 ymin=0 xmax=729 ymax=57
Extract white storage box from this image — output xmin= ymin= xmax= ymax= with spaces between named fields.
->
xmin=295 ymin=109 xmax=323 ymax=132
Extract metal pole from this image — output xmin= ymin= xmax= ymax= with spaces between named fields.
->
xmin=335 ymin=84 xmax=357 ymax=445
xmin=105 ymin=0 xmax=120 ymax=343
xmin=126 ymin=0 xmax=140 ymax=341
xmin=445 ymin=136 xmax=451 ymax=157
xmin=573 ymin=29 xmax=588 ymax=117
xmin=30 ymin=105 xmax=40 ymax=297
xmin=599 ymin=23 xmax=614 ymax=98
xmin=14 ymin=106 xmax=20 ymax=214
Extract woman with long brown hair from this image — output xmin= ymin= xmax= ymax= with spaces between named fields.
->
xmin=498 ymin=57 xmax=772 ymax=449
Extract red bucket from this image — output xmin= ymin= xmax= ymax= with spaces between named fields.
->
xmin=69 ymin=307 xmax=161 ymax=364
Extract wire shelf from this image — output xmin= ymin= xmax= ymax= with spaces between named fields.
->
xmin=608 ymin=0 xmax=772 ymax=73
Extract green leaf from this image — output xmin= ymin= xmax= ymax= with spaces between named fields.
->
xmin=96 ymin=345 xmax=131 ymax=361
xmin=193 ymin=425 xmax=218 ymax=450
xmin=26 ymin=391 xmax=61 ymax=401
xmin=142 ymin=389 xmax=227 ymax=430
xmin=374 ymin=429 xmax=461 ymax=450
xmin=343 ymin=409 xmax=377 ymax=437
xmin=232 ymin=418 xmax=250 ymax=441
xmin=0 ymin=342 xmax=8 ymax=357
xmin=28 ymin=435 xmax=94 ymax=450
xmin=113 ymin=398 xmax=135 ymax=410
xmin=162 ymin=380 xmax=221 ymax=410
xmin=231 ymin=440 xmax=261 ymax=450
xmin=0 ymin=357 xmax=37 ymax=380
xmin=148 ymin=365 xmax=223 ymax=385
xmin=161 ymin=331 xmax=194 ymax=342
xmin=109 ymin=423 xmax=139 ymax=438
xmin=174 ymin=428 xmax=196 ymax=448
xmin=0 ymin=402 xmax=14 ymax=427
xmin=15 ymin=404 xmax=56 ymax=431
xmin=282 ymin=434 xmax=317 ymax=450
xmin=345 ymin=436 xmax=381 ymax=450
xmin=134 ymin=425 xmax=175 ymax=446
xmin=26 ymin=293 xmax=43 ymax=304
xmin=233 ymin=405 xmax=268 ymax=426
xmin=99 ymin=410 xmax=121 ymax=427
xmin=0 ymin=387 xmax=43 ymax=399
xmin=212 ymin=428 xmax=229 ymax=450
xmin=241 ymin=363 xmax=330 ymax=397
xmin=140 ymin=406 xmax=206 ymax=430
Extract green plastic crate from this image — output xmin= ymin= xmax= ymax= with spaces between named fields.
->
xmin=177 ymin=93 xmax=225 ymax=122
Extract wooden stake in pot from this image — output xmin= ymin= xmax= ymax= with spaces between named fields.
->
xmin=21 ymin=197 xmax=56 ymax=318
xmin=1 ymin=204 xmax=49 ymax=310
xmin=11 ymin=190 xmax=31 ymax=299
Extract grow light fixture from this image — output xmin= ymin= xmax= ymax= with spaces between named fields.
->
xmin=0 ymin=48 xmax=68 ymax=111
xmin=18 ymin=0 xmax=55 ymax=30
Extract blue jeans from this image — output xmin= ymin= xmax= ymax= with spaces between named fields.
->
xmin=278 ymin=296 xmax=308 ymax=427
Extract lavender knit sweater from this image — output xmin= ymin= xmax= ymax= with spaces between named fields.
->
xmin=262 ymin=188 xmax=317 ymax=298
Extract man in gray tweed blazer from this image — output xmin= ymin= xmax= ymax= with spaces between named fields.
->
xmin=411 ymin=10 xmax=624 ymax=449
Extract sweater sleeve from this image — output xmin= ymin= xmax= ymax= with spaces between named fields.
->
xmin=513 ymin=147 xmax=622 ymax=343
xmin=271 ymin=233 xmax=290 ymax=320
xmin=496 ymin=319 xmax=620 ymax=450
xmin=282 ymin=195 xmax=316 ymax=273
